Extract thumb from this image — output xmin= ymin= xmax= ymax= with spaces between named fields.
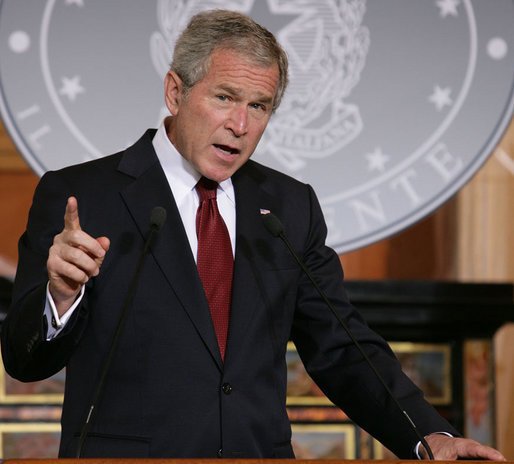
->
xmin=64 ymin=196 xmax=81 ymax=231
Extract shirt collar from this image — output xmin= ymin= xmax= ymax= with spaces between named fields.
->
xmin=152 ymin=117 xmax=235 ymax=206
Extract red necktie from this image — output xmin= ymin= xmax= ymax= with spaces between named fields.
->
xmin=195 ymin=177 xmax=233 ymax=360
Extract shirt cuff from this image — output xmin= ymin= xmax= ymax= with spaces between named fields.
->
xmin=45 ymin=282 xmax=84 ymax=340
xmin=415 ymin=431 xmax=453 ymax=459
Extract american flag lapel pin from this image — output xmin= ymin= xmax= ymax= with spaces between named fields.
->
xmin=260 ymin=208 xmax=271 ymax=215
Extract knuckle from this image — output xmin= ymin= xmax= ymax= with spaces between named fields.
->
xmin=67 ymin=229 xmax=81 ymax=242
xmin=66 ymin=246 xmax=81 ymax=262
xmin=46 ymin=256 xmax=58 ymax=272
xmin=52 ymin=232 xmax=65 ymax=246
xmin=64 ymin=262 xmax=86 ymax=282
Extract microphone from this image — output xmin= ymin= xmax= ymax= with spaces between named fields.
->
xmin=150 ymin=206 xmax=167 ymax=230
xmin=262 ymin=212 xmax=435 ymax=460
xmin=76 ymin=206 xmax=167 ymax=457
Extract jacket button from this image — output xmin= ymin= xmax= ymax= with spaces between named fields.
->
xmin=217 ymin=448 xmax=223 ymax=458
xmin=222 ymin=383 xmax=232 ymax=395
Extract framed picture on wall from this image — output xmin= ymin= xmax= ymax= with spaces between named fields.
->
xmin=287 ymin=406 xmax=348 ymax=422
xmin=390 ymin=342 xmax=452 ymax=405
xmin=0 ymin=423 xmax=61 ymax=459
xmin=286 ymin=341 xmax=451 ymax=406
xmin=0 ymin=359 xmax=65 ymax=404
xmin=286 ymin=341 xmax=333 ymax=406
xmin=291 ymin=424 xmax=356 ymax=459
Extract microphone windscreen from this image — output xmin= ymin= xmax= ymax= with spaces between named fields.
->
xmin=150 ymin=206 xmax=167 ymax=230
xmin=262 ymin=212 xmax=284 ymax=237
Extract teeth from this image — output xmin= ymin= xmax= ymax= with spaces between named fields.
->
xmin=216 ymin=144 xmax=236 ymax=155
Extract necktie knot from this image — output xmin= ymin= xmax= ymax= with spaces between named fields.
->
xmin=196 ymin=176 xmax=218 ymax=202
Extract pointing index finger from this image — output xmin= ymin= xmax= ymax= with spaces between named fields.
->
xmin=64 ymin=196 xmax=81 ymax=231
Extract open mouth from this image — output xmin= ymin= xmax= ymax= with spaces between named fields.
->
xmin=214 ymin=144 xmax=240 ymax=155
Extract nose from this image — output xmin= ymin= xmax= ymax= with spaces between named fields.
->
xmin=226 ymin=106 xmax=248 ymax=137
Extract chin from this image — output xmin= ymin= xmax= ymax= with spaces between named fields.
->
xmin=204 ymin=166 xmax=238 ymax=182
xmin=202 ymin=171 xmax=230 ymax=183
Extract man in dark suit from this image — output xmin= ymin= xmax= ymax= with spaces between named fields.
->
xmin=1 ymin=9 xmax=505 ymax=461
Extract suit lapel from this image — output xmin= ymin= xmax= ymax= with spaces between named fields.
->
xmin=225 ymin=163 xmax=276 ymax=365
xmin=118 ymin=132 xmax=223 ymax=370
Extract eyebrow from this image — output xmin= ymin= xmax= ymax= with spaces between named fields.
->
xmin=216 ymin=85 xmax=274 ymax=105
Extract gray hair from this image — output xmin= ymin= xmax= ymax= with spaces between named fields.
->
xmin=170 ymin=9 xmax=288 ymax=112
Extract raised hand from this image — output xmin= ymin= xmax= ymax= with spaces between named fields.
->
xmin=47 ymin=196 xmax=110 ymax=317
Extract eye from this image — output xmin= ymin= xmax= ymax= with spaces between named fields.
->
xmin=216 ymin=95 xmax=229 ymax=102
xmin=250 ymin=103 xmax=266 ymax=111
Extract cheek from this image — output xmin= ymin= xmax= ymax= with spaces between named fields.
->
xmin=200 ymin=111 xmax=227 ymax=136
xmin=249 ymin=123 xmax=268 ymax=145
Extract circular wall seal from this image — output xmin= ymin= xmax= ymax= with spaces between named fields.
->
xmin=0 ymin=0 xmax=513 ymax=253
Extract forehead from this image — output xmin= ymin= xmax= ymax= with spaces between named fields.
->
xmin=201 ymin=48 xmax=279 ymax=99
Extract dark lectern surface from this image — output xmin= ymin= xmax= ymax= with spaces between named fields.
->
xmin=344 ymin=280 xmax=513 ymax=340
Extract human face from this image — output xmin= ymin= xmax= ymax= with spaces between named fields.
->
xmin=165 ymin=48 xmax=279 ymax=182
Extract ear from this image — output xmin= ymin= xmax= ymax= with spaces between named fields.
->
xmin=164 ymin=71 xmax=183 ymax=115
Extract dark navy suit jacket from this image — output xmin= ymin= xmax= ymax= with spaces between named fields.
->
xmin=1 ymin=130 xmax=457 ymax=458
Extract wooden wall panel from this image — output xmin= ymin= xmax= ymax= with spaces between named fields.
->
xmin=0 ymin=171 xmax=38 ymax=266
xmin=0 ymin=119 xmax=28 ymax=172
xmin=494 ymin=324 xmax=514 ymax=459
xmin=341 ymin=196 xmax=458 ymax=281
xmin=456 ymin=119 xmax=514 ymax=282
xmin=0 ymin=119 xmax=38 ymax=274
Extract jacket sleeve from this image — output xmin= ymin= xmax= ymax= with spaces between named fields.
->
xmin=1 ymin=171 xmax=90 ymax=382
xmin=289 ymin=184 xmax=459 ymax=458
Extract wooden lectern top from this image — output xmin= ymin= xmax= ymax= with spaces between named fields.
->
xmin=1 ymin=459 xmax=512 ymax=464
